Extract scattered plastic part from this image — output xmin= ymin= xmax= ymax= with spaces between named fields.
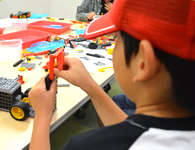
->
xmin=17 ymin=75 xmax=25 ymax=84
xmin=98 ymin=68 xmax=105 ymax=72
xmin=26 ymin=41 xmax=65 ymax=53
xmin=69 ymin=40 xmax=74 ymax=48
xmin=0 ymin=29 xmax=51 ymax=49
xmin=20 ymin=62 xmax=36 ymax=69
xmin=98 ymin=67 xmax=113 ymax=72
xmin=72 ymin=37 xmax=86 ymax=42
xmin=27 ymin=58 xmax=31 ymax=62
xmin=74 ymin=29 xmax=85 ymax=35
xmin=107 ymin=48 xmax=114 ymax=55
xmin=35 ymin=56 xmax=42 ymax=59
xmin=93 ymin=61 xmax=105 ymax=66
xmin=28 ymin=67 xmax=33 ymax=71
xmin=13 ymin=58 xmax=25 ymax=67
xmin=29 ymin=13 xmax=48 ymax=19
xmin=28 ymin=56 xmax=35 ymax=60
xmin=57 ymin=84 xmax=70 ymax=87
xmin=44 ymin=54 xmax=48 ymax=58
xmin=28 ymin=20 xmax=72 ymax=34
xmin=18 ymin=67 xmax=26 ymax=71
xmin=86 ymin=53 xmax=105 ymax=58
xmin=0 ymin=28 xmax=4 ymax=35
xmin=70 ymin=20 xmax=83 ymax=24
xmin=46 ymin=17 xmax=55 ymax=21
xmin=79 ymin=56 xmax=90 ymax=61
xmin=22 ymin=50 xmax=50 ymax=57
xmin=38 ymin=62 xmax=42 ymax=65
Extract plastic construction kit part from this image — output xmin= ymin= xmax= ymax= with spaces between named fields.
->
xmin=26 ymin=41 xmax=65 ymax=53
xmin=17 ymin=75 xmax=25 ymax=84
xmin=44 ymin=48 xmax=65 ymax=90
xmin=18 ymin=67 xmax=26 ymax=71
xmin=57 ymin=84 xmax=70 ymax=87
xmin=29 ymin=13 xmax=48 ymax=19
xmin=20 ymin=62 xmax=36 ymax=69
xmin=0 ymin=77 xmax=21 ymax=112
xmin=0 ymin=28 xmax=4 ymax=35
xmin=35 ymin=56 xmax=42 ymax=59
xmin=48 ymin=48 xmax=65 ymax=80
xmin=0 ymin=77 xmax=21 ymax=94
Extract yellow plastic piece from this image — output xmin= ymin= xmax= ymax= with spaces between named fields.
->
xmin=47 ymin=18 xmax=55 ymax=21
xmin=99 ymin=40 xmax=103 ymax=44
xmin=107 ymin=48 xmax=114 ymax=55
xmin=54 ymin=63 xmax=58 ymax=67
xmin=74 ymin=49 xmax=83 ymax=51
xmin=29 ymin=56 xmax=35 ymax=60
xmin=11 ymin=107 xmax=24 ymax=120
xmin=98 ymin=67 xmax=113 ymax=72
xmin=21 ymin=97 xmax=31 ymax=106
xmin=18 ymin=67 xmax=26 ymax=71
xmin=98 ymin=68 xmax=105 ymax=72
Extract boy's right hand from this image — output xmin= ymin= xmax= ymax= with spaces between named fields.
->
xmin=54 ymin=58 xmax=95 ymax=92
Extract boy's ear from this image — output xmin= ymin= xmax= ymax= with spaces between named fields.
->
xmin=133 ymin=40 xmax=160 ymax=82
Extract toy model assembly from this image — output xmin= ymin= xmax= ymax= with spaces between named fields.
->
xmin=10 ymin=11 xmax=31 ymax=19
xmin=0 ymin=48 xmax=65 ymax=121
xmin=0 ymin=77 xmax=34 ymax=121
xmin=44 ymin=47 xmax=65 ymax=90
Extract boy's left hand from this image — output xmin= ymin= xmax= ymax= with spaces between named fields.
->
xmin=29 ymin=76 xmax=57 ymax=119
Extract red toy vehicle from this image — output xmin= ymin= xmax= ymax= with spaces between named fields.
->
xmin=10 ymin=11 xmax=31 ymax=19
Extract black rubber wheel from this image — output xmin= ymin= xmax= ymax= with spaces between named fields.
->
xmin=10 ymin=101 xmax=29 ymax=121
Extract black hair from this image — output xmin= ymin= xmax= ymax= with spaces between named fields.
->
xmin=121 ymin=31 xmax=195 ymax=115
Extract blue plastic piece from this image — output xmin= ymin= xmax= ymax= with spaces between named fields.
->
xmin=29 ymin=13 xmax=48 ymax=19
xmin=26 ymin=40 xmax=65 ymax=53
xmin=75 ymin=29 xmax=85 ymax=35
xmin=43 ymin=25 xmax=63 ymax=29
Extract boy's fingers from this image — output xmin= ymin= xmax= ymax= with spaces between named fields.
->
xmin=54 ymin=68 xmax=69 ymax=80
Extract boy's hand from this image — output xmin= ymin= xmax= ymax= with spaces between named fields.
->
xmin=87 ymin=12 xmax=96 ymax=20
xmin=54 ymin=58 xmax=94 ymax=92
xmin=105 ymin=2 xmax=113 ymax=11
xmin=29 ymin=76 xmax=57 ymax=119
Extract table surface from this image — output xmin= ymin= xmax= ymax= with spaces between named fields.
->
xmin=0 ymin=18 xmax=114 ymax=150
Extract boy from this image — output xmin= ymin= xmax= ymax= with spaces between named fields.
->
xmin=29 ymin=0 xmax=195 ymax=149
xmin=76 ymin=0 xmax=114 ymax=21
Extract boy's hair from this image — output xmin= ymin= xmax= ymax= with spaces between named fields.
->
xmin=121 ymin=31 xmax=195 ymax=115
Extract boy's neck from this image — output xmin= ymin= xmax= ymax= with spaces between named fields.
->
xmin=135 ymin=102 xmax=192 ymax=118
